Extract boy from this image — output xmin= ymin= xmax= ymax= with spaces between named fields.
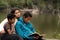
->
xmin=1 ymin=13 xmax=23 ymax=40
xmin=15 ymin=11 xmax=43 ymax=40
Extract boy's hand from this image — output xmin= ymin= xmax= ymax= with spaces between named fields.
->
xmin=33 ymin=36 xmax=39 ymax=39
xmin=7 ymin=29 xmax=12 ymax=35
xmin=0 ymin=30 xmax=5 ymax=34
xmin=11 ymin=24 xmax=14 ymax=31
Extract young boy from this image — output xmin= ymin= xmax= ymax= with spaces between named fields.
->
xmin=1 ymin=13 xmax=23 ymax=40
xmin=15 ymin=11 xmax=43 ymax=40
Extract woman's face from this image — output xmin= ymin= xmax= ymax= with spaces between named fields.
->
xmin=14 ymin=10 xmax=20 ymax=18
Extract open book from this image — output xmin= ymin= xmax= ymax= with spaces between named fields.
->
xmin=29 ymin=33 xmax=43 ymax=38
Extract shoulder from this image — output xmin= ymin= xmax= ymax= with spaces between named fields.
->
xmin=0 ymin=18 xmax=8 ymax=27
xmin=0 ymin=18 xmax=8 ymax=24
xmin=16 ymin=21 xmax=22 ymax=25
xmin=18 ymin=17 xmax=22 ymax=21
xmin=4 ymin=22 xmax=9 ymax=28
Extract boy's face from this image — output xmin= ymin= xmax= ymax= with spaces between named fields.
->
xmin=15 ymin=10 xmax=20 ymax=18
xmin=9 ymin=17 xmax=15 ymax=24
xmin=24 ymin=16 xmax=31 ymax=23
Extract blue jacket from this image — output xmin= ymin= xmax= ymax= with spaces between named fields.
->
xmin=15 ymin=17 xmax=35 ymax=40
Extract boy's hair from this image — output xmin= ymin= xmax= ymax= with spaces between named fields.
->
xmin=7 ymin=13 xmax=15 ymax=20
xmin=10 ymin=8 xmax=20 ymax=14
xmin=23 ymin=11 xmax=32 ymax=18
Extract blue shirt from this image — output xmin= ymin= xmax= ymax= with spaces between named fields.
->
xmin=15 ymin=17 xmax=35 ymax=40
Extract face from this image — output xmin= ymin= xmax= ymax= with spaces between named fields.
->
xmin=9 ymin=17 xmax=15 ymax=24
xmin=24 ymin=17 xmax=31 ymax=23
xmin=14 ymin=10 xmax=20 ymax=18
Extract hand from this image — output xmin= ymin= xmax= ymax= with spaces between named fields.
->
xmin=34 ymin=32 xmax=43 ymax=36
xmin=0 ymin=30 xmax=5 ymax=34
xmin=33 ymin=36 xmax=39 ymax=40
xmin=11 ymin=24 xmax=14 ymax=31
xmin=11 ymin=24 xmax=14 ymax=28
xmin=7 ymin=29 xmax=12 ymax=35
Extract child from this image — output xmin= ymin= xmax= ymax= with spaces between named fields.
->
xmin=15 ymin=11 xmax=43 ymax=40
xmin=1 ymin=13 xmax=23 ymax=40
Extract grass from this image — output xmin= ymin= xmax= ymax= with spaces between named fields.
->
xmin=0 ymin=12 xmax=7 ymax=23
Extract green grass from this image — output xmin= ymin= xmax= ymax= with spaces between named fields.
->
xmin=0 ymin=12 xmax=7 ymax=23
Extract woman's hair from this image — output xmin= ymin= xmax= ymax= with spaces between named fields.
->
xmin=10 ymin=8 xmax=20 ymax=14
xmin=23 ymin=11 xmax=32 ymax=18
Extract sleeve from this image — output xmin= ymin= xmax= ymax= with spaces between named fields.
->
xmin=4 ymin=23 xmax=11 ymax=31
xmin=0 ymin=18 xmax=8 ymax=31
xmin=4 ymin=23 xmax=11 ymax=34
xmin=29 ymin=23 xmax=35 ymax=33
xmin=15 ymin=22 xmax=25 ymax=38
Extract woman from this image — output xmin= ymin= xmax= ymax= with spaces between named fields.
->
xmin=0 ymin=8 xmax=21 ymax=34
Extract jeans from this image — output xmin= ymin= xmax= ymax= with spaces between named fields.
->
xmin=1 ymin=34 xmax=23 ymax=40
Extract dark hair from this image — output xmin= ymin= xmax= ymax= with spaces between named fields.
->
xmin=23 ymin=11 xmax=32 ymax=18
xmin=7 ymin=13 xmax=15 ymax=20
xmin=10 ymin=8 xmax=20 ymax=14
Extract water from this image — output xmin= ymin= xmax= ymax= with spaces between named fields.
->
xmin=31 ymin=14 xmax=59 ymax=39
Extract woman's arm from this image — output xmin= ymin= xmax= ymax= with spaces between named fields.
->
xmin=0 ymin=18 xmax=8 ymax=31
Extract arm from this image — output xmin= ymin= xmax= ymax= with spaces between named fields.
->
xmin=4 ymin=23 xmax=12 ymax=34
xmin=11 ymin=24 xmax=15 ymax=32
xmin=4 ymin=27 xmax=12 ymax=34
xmin=7 ymin=29 xmax=12 ymax=34
xmin=28 ymin=23 xmax=35 ymax=33
xmin=15 ymin=22 xmax=24 ymax=38
xmin=0 ymin=18 xmax=8 ymax=31
xmin=28 ymin=23 xmax=43 ymax=36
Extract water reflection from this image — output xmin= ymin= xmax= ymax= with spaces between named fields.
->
xmin=31 ymin=14 xmax=59 ymax=38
